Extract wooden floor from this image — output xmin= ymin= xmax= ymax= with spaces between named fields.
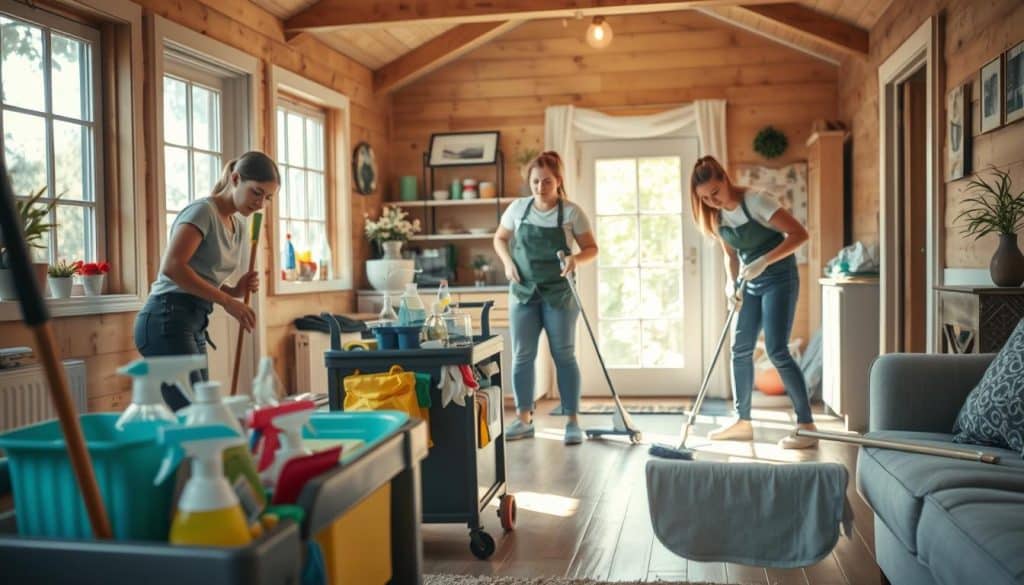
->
xmin=422 ymin=398 xmax=881 ymax=584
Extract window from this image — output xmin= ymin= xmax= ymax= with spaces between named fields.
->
xmin=0 ymin=9 xmax=102 ymax=264
xmin=276 ymin=96 xmax=326 ymax=281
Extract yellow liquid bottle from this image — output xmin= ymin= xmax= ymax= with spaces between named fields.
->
xmin=170 ymin=506 xmax=252 ymax=547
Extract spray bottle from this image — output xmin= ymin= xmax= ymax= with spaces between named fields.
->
xmin=251 ymin=357 xmax=280 ymax=408
xmin=246 ymin=400 xmax=316 ymax=489
xmin=116 ymin=355 xmax=206 ymax=429
xmin=155 ymin=425 xmax=253 ymax=547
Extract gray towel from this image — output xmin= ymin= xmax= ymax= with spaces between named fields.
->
xmin=646 ymin=460 xmax=853 ymax=568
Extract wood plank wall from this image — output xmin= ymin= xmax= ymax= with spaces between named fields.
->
xmin=839 ymin=0 xmax=1024 ymax=267
xmin=389 ymin=11 xmax=840 ymax=344
xmin=0 ymin=0 xmax=385 ymax=408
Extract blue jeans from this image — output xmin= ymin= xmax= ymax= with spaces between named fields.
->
xmin=133 ymin=293 xmax=213 ymax=411
xmin=731 ymin=262 xmax=813 ymax=424
xmin=509 ymin=293 xmax=581 ymax=415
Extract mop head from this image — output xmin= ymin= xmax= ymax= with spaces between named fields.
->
xmin=648 ymin=443 xmax=694 ymax=460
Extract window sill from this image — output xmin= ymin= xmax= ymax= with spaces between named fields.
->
xmin=0 ymin=294 xmax=146 ymax=322
xmin=271 ymin=278 xmax=352 ymax=296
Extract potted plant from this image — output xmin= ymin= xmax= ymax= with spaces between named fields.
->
xmin=74 ymin=261 xmax=110 ymax=296
xmin=471 ymin=254 xmax=492 ymax=287
xmin=47 ymin=259 xmax=79 ymax=299
xmin=514 ymin=147 xmax=540 ymax=196
xmin=0 ymin=187 xmax=58 ymax=301
xmin=955 ymin=168 xmax=1024 ymax=286
xmin=363 ymin=207 xmax=421 ymax=291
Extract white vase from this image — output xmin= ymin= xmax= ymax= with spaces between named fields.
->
xmin=48 ymin=276 xmax=73 ymax=299
xmin=381 ymin=240 xmax=404 ymax=260
xmin=81 ymin=274 xmax=105 ymax=296
xmin=366 ymin=259 xmax=415 ymax=292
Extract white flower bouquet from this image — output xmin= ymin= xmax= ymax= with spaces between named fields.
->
xmin=364 ymin=206 xmax=421 ymax=245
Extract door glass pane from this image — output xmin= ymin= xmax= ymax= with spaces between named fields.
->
xmin=53 ymin=120 xmax=87 ymax=201
xmin=191 ymin=85 xmax=220 ymax=152
xmin=595 ymin=158 xmax=636 ymax=214
xmin=308 ymin=171 xmax=324 ymax=220
xmin=638 ymin=157 xmax=682 ymax=213
xmin=56 ymin=204 xmax=87 ymax=262
xmin=29 ymin=204 xmax=51 ymax=262
xmin=598 ymin=267 xmax=638 ymax=319
xmin=1 ymin=18 xmax=45 ymax=110
xmin=642 ymin=320 xmax=684 ymax=367
xmin=288 ymin=167 xmax=306 ymax=219
xmin=596 ymin=216 xmax=637 ymax=267
xmin=600 ymin=320 xmax=640 ymax=368
xmin=163 ymin=76 xmax=188 ymax=146
xmin=291 ymin=221 xmax=309 ymax=255
xmin=639 ymin=215 xmax=682 ymax=266
xmin=287 ymin=112 xmax=304 ymax=166
xmin=3 ymin=110 xmax=47 ymax=195
xmin=640 ymin=268 xmax=682 ymax=319
xmin=306 ymin=118 xmax=323 ymax=171
xmin=164 ymin=145 xmax=189 ymax=211
xmin=51 ymin=33 xmax=87 ymax=121
xmin=193 ymin=151 xmax=220 ymax=199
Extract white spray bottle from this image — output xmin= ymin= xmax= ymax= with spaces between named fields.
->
xmin=260 ymin=407 xmax=314 ymax=489
xmin=251 ymin=357 xmax=280 ymax=408
xmin=183 ymin=381 xmax=244 ymax=434
xmin=116 ymin=355 xmax=206 ymax=429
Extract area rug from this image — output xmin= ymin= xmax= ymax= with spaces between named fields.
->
xmin=425 ymin=576 xmax=708 ymax=585
xmin=551 ymin=398 xmax=732 ymax=417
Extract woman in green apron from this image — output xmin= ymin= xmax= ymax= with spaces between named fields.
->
xmin=493 ymin=151 xmax=599 ymax=445
xmin=690 ymin=156 xmax=818 ymax=449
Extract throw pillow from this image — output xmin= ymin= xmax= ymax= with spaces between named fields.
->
xmin=953 ymin=318 xmax=1024 ymax=455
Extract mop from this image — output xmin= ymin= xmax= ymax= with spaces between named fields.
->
xmin=648 ymin=280 xmax=745 ymax=460
xmin=557 ymin=251 xmax=642 ymax=444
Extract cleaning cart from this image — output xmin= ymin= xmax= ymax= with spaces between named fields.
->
xmin=324 ymin=301 xmax=516 ymax=560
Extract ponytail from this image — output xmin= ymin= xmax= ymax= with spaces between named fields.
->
xmin=525 ymin=150 xmax=568 ymax=200
xmin=689 ymin=155 xmax=731 ymax=238
xmin=211 ymin=150 xmax=281 ymax=195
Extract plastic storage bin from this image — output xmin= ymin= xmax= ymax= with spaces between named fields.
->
xmin=372 ymin=325 xmax=421 ymax=350
xmin=0 ymin=414 xmax=173 ymax=540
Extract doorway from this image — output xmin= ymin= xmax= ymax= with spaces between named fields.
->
xmin=897 ymin=67 xmax=928 ymax=352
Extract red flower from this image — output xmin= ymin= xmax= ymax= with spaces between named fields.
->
xmin=76 ymin=261 xmax=110 ymax=275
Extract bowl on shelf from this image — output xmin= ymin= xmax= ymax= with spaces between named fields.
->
xmin=432 ymin=189 xmax=449 ymax=201
xmin=365 ymin=259 xmax=415 ymax=292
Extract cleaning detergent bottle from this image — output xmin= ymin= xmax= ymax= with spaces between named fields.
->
xmin=156 ymin=425 xmax=252 ymax=547
xmin=115 ymin=355 xmax=207 ymax=429
xmin=398 ymin=282 xmax=427 ymax=326
xmin=184 ymin=381 xmax=244 ymax=434
xmin=436 ymin=279 xmax=452 ymax=314
xmin=260 ymin=407 xmax=315 ymax=489
xmin=283 ymin=233 xmax=297 ymax=281
xmin=422 ymin=301 xmax=449 ymax=343
xmin=247 ymin=400 xmax=316 ymax=482
xmin=251 ymin=357 xmax=280 ymax=408
xmin=378 ymin=290 xmax=399 ymax=325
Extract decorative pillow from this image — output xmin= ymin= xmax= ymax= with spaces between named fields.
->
xmin=953 ymin=318 xmax=1024 ymax=456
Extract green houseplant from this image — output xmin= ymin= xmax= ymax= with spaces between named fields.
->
xmin=0 ymin=187 xmax=58 ymax=300
xmin=955 ymin=168 xmax=1024 ymax=287
xmin=47 ymin=259 xmax=79 ymax=299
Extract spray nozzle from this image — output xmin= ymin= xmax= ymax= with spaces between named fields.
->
xmin=154 ymin=424 xmax=242 ymax=485
xmin=117 ymin=354 xmax=206 ymax=402
xmin=247 ymin=400 xmax=316 ymax=472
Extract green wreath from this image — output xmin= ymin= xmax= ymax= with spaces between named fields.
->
xmin=753 ymin=126 xmax=788 ymax=159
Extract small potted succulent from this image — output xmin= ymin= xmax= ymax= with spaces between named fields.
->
xmin=74 ymin=261 xmax=110 ymax=296
xmin=955 ymin=168 xmax=1024 ymax=287
xmin=47 ymin=259 xmax=79 ymax=299
xmin=0 ymin=186 xmax=57 ymax=301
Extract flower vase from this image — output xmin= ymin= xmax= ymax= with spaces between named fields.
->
xmin=990 ymin=233 xmax=1024 ymax=287
xmin=48 ymin=277 xmax=73 ymax=299
xmin=381 ymin=240 xmax=404 ymax=260
xmin=81 ymin=274 xmax=105 ymax=296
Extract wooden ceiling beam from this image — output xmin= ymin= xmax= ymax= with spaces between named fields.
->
xmin=285 ymin=0 xmax=780 ymax=33
xmin=374 ymin=21 xmax=522 ymax=94
xmin=735 ymin=3 xmax=868 ymax=55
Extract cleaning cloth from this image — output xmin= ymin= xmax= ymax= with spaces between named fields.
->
xmin=645 ymin=460 xmax=853 ymax=569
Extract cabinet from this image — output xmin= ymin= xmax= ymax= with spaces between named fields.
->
xmin=935 ymin=286 xmax=1024 ymax=353
xmin=821 ymin=278 xmax=879 ymax=432
xmin=806 ymin=132 xmax=847 ymax=336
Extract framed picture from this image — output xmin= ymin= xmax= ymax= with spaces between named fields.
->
xmin=980 ymin=56 xmax=1002 ymax=133
xmin=352 ymin=142 xmax=377 ymax=195
xmin=946 ymin=82 xmax=970 ymax=181
xmin=428 ymin=131 xmax=500 ymax=167
xmin=1005 ymin=41 xmax=1024 ymax=125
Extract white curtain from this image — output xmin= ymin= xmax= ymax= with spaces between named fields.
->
xmin=543 ymin=100 xmax=732 ymax=398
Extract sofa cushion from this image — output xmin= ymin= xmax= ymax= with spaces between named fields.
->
xmin=917 ymin=488 xmax=1024 ymax=585
xmin=856 ymin=431 xmax=1024 ymax=553
xmin=953 ymin=318 xmax=1024 ymax=455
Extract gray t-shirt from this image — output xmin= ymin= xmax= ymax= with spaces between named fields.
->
xmin=150 ymin=198 xmax=249 ymax=297
xmin=499 ymin=197 xmax=592 ymax=245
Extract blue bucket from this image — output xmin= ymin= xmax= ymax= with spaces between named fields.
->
xmin=305 ymin=411 xmax=409 ymax=464
xmin=0 ymin=414 xmax=175 ymax=540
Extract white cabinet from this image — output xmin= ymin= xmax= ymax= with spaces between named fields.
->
xmin=821 ymin=278 xmax=879 ymax=432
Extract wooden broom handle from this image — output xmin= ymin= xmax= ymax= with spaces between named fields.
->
xmin=230 ymin=216 xmax=263 ymax=395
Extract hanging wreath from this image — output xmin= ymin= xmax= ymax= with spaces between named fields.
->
xmin=753 ymin=126 xmax=788 ymax=159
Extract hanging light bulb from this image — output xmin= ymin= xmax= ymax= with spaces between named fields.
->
xmin=585 ymin=16 xmax=613 ymax=49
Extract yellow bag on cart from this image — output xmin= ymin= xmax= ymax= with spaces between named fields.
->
xmin=344 ymin=366 xmax=432 ymax=445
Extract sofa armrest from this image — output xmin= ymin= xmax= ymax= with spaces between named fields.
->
xmin=869 ymin=353 xmax=995 ymax=433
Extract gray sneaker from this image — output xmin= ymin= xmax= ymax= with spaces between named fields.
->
xmin=505 ymin=419 xmax=534 ymax=441
xmin=564 ymin=422 xmax=584 ymax=445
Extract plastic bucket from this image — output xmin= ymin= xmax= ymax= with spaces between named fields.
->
xmin=373 ymin=327 xmax=399 ymax=350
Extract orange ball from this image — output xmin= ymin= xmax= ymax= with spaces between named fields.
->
xmin=755 ymin=367 xmax=786 ymax=395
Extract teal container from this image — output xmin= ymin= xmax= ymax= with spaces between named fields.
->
xmin=305 ymin=411 xmax=409 ymax=464
xmin=399 ymin=176 xmax=418 ymax=201
xmin=450 ymin=179 xmax=462 ymax=200
xmin=0 ymin=414 xmax=175 ymax=540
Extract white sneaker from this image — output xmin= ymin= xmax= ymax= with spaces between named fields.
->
xmin=707 ymin=419 xmax=754 ymax=441
xmin=778 ymin=432 xmax=818 ymax=450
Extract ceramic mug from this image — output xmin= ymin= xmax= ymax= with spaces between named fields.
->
xmin=479 ymin=181 xmax=497 ymax=199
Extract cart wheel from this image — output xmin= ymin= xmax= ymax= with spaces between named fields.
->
xmin=630 ymin=432 xmax=644 ymax=444
xmin=498 ymin=494 xmax=517 ymax=532
xmin=469 ymin=531 xmax=496 ymax=559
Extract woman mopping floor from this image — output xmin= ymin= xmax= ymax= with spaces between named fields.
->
xmin=690 ymin=156 xmax=818 ymax=449
xmin=493 ymin=151 xmax=599 ymax=445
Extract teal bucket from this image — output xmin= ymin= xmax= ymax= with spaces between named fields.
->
xmin=306 ymin=411 xmax=409 ymax=463
xmin=0 ymin=414 xmax=175 ymax=541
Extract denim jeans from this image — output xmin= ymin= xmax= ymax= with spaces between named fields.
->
xmin=731 ymin=260 xmax=813 ymax=424
xmin=509 ymin=293 xmax=581 ymax=415
xmin=133 ymin=293 xmax=214 ymax=411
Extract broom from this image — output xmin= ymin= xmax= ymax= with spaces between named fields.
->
xmin=0 ymin=159 xmax=112 ymax=538
xmin=230 ymin=212 xmax=263 ymax=396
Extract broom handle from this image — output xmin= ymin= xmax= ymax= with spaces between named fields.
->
xmin=796 ymin=429 xmax=1001 ymax=464
xmin=0 ymin=163 xmax=112 ymax=538
xmin=230 ymin=213 xmax=263 ymax=396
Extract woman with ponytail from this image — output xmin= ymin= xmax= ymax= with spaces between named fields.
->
xmin=134 ymin=151 xmax=279 ymax=408
xmin=690 ymin=155 xmax=817 ymax=449
xmin=493 ymin=150 xmax=599 ymax=445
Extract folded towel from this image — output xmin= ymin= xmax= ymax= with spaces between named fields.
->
xmin=646 ymin=460 xmax=853 ymax=569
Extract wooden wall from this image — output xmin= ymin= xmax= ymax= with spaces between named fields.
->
xmin=389 ymin=11 xmax=840 ymax=344
xmin=839 ymin=0 xmax=1024 ymax=266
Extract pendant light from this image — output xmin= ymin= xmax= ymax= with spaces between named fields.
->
xmin=586 ymin=16 xmax=613 ymax=49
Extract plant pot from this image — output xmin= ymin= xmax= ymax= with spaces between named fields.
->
xmin=80 ymin=274 xmax=105 ymax=296
xmin=0 ymin=269 xmax=15 ymax=301
xmin=990 ymin=233 xmax=1024 ymax=287
xmin=48 ymin=276 xmax=73 ymax=299
xmin=381 ymin=240 xmax=404 ymax=260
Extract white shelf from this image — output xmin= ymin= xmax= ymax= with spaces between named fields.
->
xmin=387 ymin=197 xmax=522 ymax=208
xmin=409 ymin=233 xmax=495 ymax=241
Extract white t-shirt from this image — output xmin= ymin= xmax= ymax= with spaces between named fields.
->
xmin=499 ymin=197 xmax=592 ymax=244
xmin=719 ymin=190 xmax=782 ymax=229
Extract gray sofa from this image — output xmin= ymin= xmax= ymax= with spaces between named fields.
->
xmin=857 ymin=353 xmax=1024 ymax=585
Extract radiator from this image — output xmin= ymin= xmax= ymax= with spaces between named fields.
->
xmin=0 ymin=360 xmax=88 ymax=433
xmin=293 ymin=331 xmax=332 ymax=395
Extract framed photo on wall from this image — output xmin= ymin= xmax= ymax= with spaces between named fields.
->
xmin=980 ymin=56 xmax=1002 ymax=133
xmin=947 ymin=82 xmax=970 ymax=181
xmin=427 ymin=131 xmax=500 ymax=167
xmin=1005 ymin=41 xmax=1024 ymax=125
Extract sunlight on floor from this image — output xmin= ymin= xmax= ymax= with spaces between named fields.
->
xmin=486 ymin=491 xmax=581 ymax=518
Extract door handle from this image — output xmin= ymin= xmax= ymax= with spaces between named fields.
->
xmin=686 ymin=246 xmax=698 ymax=267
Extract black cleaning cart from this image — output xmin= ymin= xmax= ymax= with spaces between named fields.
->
xmin=324 ymin=301 xmax=516 ymax=559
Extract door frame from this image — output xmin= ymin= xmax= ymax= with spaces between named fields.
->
xmin=878 ymin=15 xmax=944 ymax=354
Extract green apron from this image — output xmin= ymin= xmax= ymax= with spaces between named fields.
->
xmin=510 ymin=199 xmax=573 ymax=308
xmin=717 ymin=199 xmax=785 ymax=265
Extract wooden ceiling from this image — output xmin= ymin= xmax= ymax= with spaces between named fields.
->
xmin=252 ymin=0 xmax=893 ymax=89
